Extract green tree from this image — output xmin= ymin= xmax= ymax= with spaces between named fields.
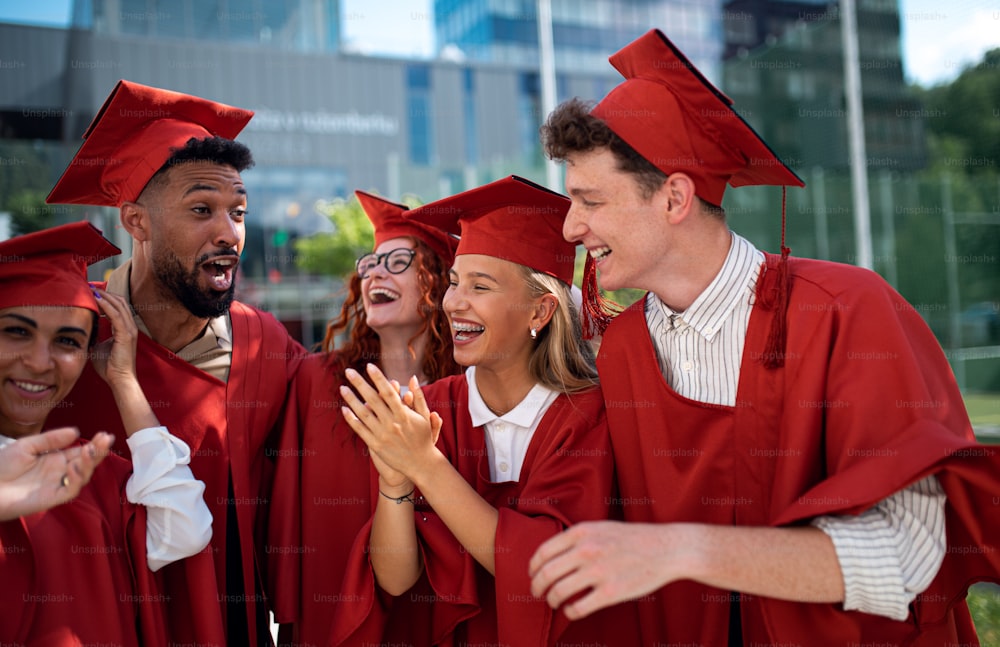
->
xmin=911 ymin=49 xmax=1000 ymax=330
xmin=294 ymin=193 xmax=423 ymax=278
xmin=921 ymin=48 xmax=1000 ymax=169
xmin=969 ymin=583 xmax=1000 ymax=646
xmin=7 ymin=190 xmax=55 ymax=235
xmin=0 ymin=142 xmax=56 ymax=230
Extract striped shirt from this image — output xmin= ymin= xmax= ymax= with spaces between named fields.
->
xmin=644 ymin=232 xmax=945 ymax=620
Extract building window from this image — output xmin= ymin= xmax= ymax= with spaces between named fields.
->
xmin=518 ymin=72 xmax=541 ymax=163
xmin=463 ymin=68 xmax=478 ymax=164
xmin=407 ymin=65 xmax=434 ymax=166
xmin=787 ymin=70 xmax=816 ymax=100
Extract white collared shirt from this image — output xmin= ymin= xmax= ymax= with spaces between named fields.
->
xmin=466 ymin=366 xmax=558 ymax=482
xmin=645 ymin=232 xmax=762 ymax=406
xmin=1 ymin=428 xmax=212 ymax=572
xmin=642 ymin=231 xmax=945 ymax=621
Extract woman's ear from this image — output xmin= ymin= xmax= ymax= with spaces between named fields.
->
xmin=530 ymin=293 xmax=559 ymax=334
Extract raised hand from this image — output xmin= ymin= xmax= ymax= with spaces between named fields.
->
xmin=340 ymin=365 xmax=442 ymax=487
xmin=89 ymin=288 xmax=139 ymax=388
xmin=0 ymin=428 xmax=115 ymax=520
xmin=89 ymin=287 xmax=160 ymax=436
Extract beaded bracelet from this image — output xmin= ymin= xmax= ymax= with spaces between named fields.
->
xmin=379 ymin=488 xmax=418 ymax=505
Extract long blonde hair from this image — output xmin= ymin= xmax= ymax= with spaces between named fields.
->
xmin=520 ymin=266 xmax=598 ymax=394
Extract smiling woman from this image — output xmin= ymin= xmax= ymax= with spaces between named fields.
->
xmin=266 ymin=189 xmax=460 ymax=647
xmin=0 ymin=221 xmax=213 ymax=645
xmin=330 ymin=175 xmax=638 ymax=646
xmin=0 ymin=307 xmax=92 ymax=436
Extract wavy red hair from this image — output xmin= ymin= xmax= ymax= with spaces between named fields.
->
xmin=321 ymin=237 xmax=459 ymax=381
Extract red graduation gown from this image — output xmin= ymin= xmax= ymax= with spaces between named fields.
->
xmin=0 ymin=446 xmax=167 ymax=646
xmin=331 ymin=375 xmax=640 ymax=647
xmin=47 ymin=300 xmax=304 ymax=646
xmin=597 ymin=253 xmax=1000 ymax=645
xmin=266 ymin=353 xmax=379 ymax=647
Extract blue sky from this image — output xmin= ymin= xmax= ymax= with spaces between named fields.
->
xmin=0 ymin=0 xmax=997 ymax=86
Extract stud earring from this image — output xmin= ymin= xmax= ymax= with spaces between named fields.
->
xmin=530 ymin=327 xmax=538 ymax=340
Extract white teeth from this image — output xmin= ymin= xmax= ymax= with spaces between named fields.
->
xmin=369 ymin=288 xmax=400 ymax=301
xmin=14 ymin=381 xmax=48 ymax=393
xmin=452 ymin=322 xmax=485 ymax=332
xmin=214 ymin=259 xmax=235 ymax=267
xmin=589 ymin=246 xmax=611 ymax=260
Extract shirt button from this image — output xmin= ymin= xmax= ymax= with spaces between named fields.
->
xmin=705 ymin=327 xmax=714 ymax=335
xmin=499 ymin=461 xmax=509 ymax=473
xmin=682 ymin=360 xmax=694 ymax=372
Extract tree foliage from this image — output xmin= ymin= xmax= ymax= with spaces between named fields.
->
xmin=921 ymin=48 xmax=1000 ymax=169
xmin=0 ymin=142 xmax=56 ymax=235
xmin=7 ymin=190 xmax=55 ymax=236
xmin=911 ymin=49 xmax=1000 ymax=316
xmin=969 ymin=583 xmax=1000 ymax=647
xmin=293 ymin=193 xmax=423 ymax=278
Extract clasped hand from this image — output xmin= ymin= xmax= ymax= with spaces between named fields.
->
xmin=340 ymin=364 xmax=443 ymax=490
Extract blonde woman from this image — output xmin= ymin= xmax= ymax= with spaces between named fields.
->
xmin=334 ymin=177 xmax=638 ymax=647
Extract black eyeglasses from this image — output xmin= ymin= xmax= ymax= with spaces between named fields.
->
xmin=356 ymin=248 xmax=416 ymax=278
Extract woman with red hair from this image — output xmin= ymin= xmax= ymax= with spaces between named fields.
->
xmin=268 ymin=191 xmax=459 ymax=647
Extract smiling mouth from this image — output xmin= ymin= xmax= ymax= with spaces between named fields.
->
xmin=590 ymin=246 xmax=612 ymax=263
xmin=369 ymin=287 xmax=401 ymax=305
xmin=12 ymin=380 xmax=50 ymax=394
xmin=8 ymin=379 xmax=55 ymax=401
xmin=452 ymin=321 xmax=485 ymax=342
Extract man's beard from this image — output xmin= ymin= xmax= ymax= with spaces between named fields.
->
xmin=153 ymin=247 xmax=237 ymax=318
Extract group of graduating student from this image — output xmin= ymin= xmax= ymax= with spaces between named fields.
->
xmin=1 ymin=26 xmax=999 ymax=647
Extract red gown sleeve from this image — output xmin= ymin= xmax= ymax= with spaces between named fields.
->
xmin=491 ymin=397 xmax=614 ymax=647
xmin=763 ymin=261 xmax=1000 ymax=636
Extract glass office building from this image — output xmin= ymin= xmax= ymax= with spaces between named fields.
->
xmin=435 ymin=0 xmax=724 ymax=78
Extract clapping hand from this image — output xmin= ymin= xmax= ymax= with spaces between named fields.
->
xmin=340 ymin=364 xmax=442 ymax=488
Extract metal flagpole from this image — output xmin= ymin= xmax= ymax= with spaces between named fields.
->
xmin=840 ymin=0 xmax=873 ymax=269
xmin=538 ymin=0 xmax=561 ymax=191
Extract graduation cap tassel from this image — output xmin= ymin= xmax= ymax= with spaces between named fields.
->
xmin=761 ymin=187 xmax=792 ymax=369
xmin=581 ymin=253 xmax=623 ymax=340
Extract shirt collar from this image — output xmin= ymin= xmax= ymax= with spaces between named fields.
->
xmin=107 ymin=259 xmax=231 ymax=351
xmin=466 ymin=366 xmax=557 ymax=428
xmin=650 ymin=232 xmax=762 ymax=341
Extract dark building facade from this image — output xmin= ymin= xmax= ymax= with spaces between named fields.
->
xmin=721 ymin=0 xmax=926 ymax=172
xmin=0 ymin=0 xmax=931 ymax=347
xmin=0 ymin=19 xmax=618 ymax=345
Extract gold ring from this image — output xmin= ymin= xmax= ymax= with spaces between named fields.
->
xmin=60 ymin=474 xmax=70 ymax=488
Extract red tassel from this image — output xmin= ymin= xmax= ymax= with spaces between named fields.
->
xmin=760 ymin=187 xmax=792 ymax=369
xmin=581 ymin=253 xmax=623 ymax=339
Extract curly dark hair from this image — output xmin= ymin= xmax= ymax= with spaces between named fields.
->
xmin=143 ymin=136 xmax=254 ymax=195
xmin=541 ymin=98 xmax=725 ymax=216
xmin=541 ymin=98 xmax=667 ymax=200
xmin=321 ymin=237 xmax=459 ymax=381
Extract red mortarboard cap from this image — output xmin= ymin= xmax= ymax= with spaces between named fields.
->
xmin=0 ymin=221 xmax=121 ymax=314
xmin=592 ymin=29 xmax=804 ymax=206
xmin=407 ymin=176 xmax=574 ymax=284
xmin=355 ymin=190 xmax=459 ymax=267
xmin=46 ymin=80 xmax=253 ymax=207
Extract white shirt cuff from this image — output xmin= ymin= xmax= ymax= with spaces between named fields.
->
xmin=126 ymin=427 xmax=213 ymax=571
